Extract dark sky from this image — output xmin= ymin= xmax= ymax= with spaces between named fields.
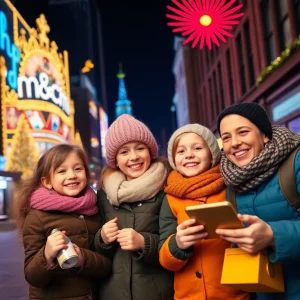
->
xmin=98 ymin=0 xmax=175 ymax=147
xmin=14 ymin=0 xmax=176 ymax=150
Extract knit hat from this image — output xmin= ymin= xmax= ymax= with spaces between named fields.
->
xmin=168 ymin=124 xmax=221 ymax=170
xmin=105 ymin=114 xmax=158 ymax=168
xmin=217 ymin=102 xmax=273 ymax=139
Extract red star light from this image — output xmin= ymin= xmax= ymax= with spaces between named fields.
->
xmin=166 ymin=0 xmax=244 ymax=50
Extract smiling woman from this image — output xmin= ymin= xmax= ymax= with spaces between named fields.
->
xmin=217 ymin=102 xmax=300 ymax=299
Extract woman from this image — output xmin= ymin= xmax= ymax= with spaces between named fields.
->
xmin=94 ymin=114 xmax=174 ymax=300
xmin=217 ymin=102 xmax=300 ymax=300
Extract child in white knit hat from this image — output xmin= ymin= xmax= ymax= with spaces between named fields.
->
xmin=159 ymin=124 xmax=249 ymax=300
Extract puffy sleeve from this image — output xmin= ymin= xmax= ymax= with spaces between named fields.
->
xmin=159 ymin=195 xmax=193 ymax=271
xmin=23 ymin=211 xmax=58 ymax=288
xmin=268 ymin=151 xmax=300 ymax=263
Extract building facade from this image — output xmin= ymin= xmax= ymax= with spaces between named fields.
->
xmin=174 ymin=0 xmax=300 ymax=136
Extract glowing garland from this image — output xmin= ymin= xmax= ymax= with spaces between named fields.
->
xmin=257 ymin=35 xmax=300 ymax=84
xmin=166 ymin=0 xmax=244 ymax=50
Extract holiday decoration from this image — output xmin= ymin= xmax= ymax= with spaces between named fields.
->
xmin=167 ymin=0 xmax=244 ymax=50
xmin=257 ymin=35 xmax=300 ymax=84
xmin=5 ymin=114 xmax=39 ymax=179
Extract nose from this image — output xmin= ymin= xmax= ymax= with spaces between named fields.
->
xmin=185 ymin=149 xmax=194 ymax=159
xmin=67 ymin=169 xmax=77 ymax=179
xmin=129 ymin=150 xmax=139 ymax=161
xmin=231 ymin=134 xmax=242 ymax=148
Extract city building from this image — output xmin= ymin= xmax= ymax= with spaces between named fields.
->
xmin=173 ymin=0 xmax=300 ymax=136
xmin=115 ymin=65 xmax=133 ymax=118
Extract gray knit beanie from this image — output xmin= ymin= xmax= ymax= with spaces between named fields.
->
xmin=168 ymin=124 xmax=221 ymax=170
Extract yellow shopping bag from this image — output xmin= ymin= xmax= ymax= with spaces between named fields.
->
xmin=221 ymin=248 xmax=284 ymax=293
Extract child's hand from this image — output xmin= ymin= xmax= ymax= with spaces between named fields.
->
xmin=176 ymin=219 xmax=208 ymax=250
xmin=73 ymin=243 xmax=84 ymax=268
xmin=117 ymin=228 xmax=144 ymax=251
xmin=44 ymin=230 xmax=67 ymax=267
xmin=101 ymin=217 xmax=119 ymax=244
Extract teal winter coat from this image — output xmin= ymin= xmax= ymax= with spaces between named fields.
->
xmin=231 ymin=151 xmax=300 ymax=300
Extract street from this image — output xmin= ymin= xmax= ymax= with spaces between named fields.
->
xmin=0 ymin=229 xmax=28 ymax=300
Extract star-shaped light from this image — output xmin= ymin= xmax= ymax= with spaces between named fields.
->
xmin=167 ymin=0 xmax=244 ymax=50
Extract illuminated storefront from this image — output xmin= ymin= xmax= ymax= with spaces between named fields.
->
xmin=0 ymin=0 xmax=75 ymax=217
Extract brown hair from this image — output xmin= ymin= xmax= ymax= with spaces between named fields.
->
xmin=171 ymin=134 xmax=186 ymax=165
xmin=98 ymin=157 xmax=171 ymax=190
xmin=15 ymin=144 xmax=90 ymax=236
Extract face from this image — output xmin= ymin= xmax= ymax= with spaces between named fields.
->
xmin=41 ymin=151 xmax=87 ymax=196
xmin=220 ymin=114 xmax=269 ymax=168
xmin=174 ymin=133 xmax=212 ymax=177
xmin=116 ymin=142 xmax=151 ymax=181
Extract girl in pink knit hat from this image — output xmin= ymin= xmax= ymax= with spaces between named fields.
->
xmin=16 ymin=144 xmax=111 ymax=300
xmin=94 ymin=114 xmax=174 ymax=300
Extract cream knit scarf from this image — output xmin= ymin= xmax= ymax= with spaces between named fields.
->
xmin=103 ymin=161 xmax=168 ymax=206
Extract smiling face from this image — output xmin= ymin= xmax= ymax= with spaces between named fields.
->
xmin=41 ymin=151 xmax=87 ymax=196
xmin=220 ymin=114 xmax=269 ymax=168
xmin=174 ymin=133 xmax=212 ymax=177
xmin=116 ymin=142 xmax=151 ymax=181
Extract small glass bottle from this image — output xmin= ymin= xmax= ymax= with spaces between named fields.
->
xmin=51 ymin=228 xmax=79 ymax=269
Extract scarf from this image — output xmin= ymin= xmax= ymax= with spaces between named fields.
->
xmin=220 ymin=126 xmax=300 ymax=192
xmin=164 ymin=165 xmax=225 ymax=199
xmin=103 ymin=161 xmax=168 ymax=206
xmin=30 ymin=186 xmax=98 ymax=216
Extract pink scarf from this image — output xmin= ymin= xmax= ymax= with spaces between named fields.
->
xmin=30 ymin=186 xmax=98 ymax=216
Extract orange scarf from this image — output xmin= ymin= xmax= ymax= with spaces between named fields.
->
xmin=164 ymin=165 xmax=225 ymax=199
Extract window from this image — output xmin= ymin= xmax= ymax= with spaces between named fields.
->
xmin=294 ymin=0 xmax=300 ymax=35
xmin=236 ymin=34 xmax=247 ymax=94
xmin=289 ymin=117 xmax=300 ymax=134
xmin=226 ymin=50 xmax=234 ymax=104
xmin=244 ymin=21 xmax=255 ymax=87
xmin=217 ymin=63 xmax=225 ymax=111
xmin=275 ymin=0 xmax=291 ymax=51
xmin=261 ymin=0 xmax=276 ymax=64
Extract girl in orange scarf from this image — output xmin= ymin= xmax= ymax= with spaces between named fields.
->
xmin=159 ymin=124 xmax=249 ymax=300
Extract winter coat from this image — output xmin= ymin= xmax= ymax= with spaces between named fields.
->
xmin=159 ymin=189 xmax=250 ymax=300
xmin=232 ymin=151 xmax=300 ymax=300
xmin=94 ymin=189 xmax=174 ymax=300
xmin=23 ymin=209 xmax=111 ymax=300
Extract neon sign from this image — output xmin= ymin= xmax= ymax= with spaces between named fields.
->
xmin=0 ymin=10 xmax=20 ymax=89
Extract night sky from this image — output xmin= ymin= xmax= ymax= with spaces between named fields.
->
xmin=98 ymin=0 xmax=176 ymax=148
xmin=14 ymin=0 xmax=176 ymax=151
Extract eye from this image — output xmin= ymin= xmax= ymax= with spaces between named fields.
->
xmin=239 ymin=130 xmax=249 ymax=135
xmin=75 ymin=167 xmax=83 ymax=171
xmin=177 ymin=149 xmax=184 ymax=154
xmin=57 ymin=169 xmax=65 ymax=174
xmin=137 ymin=147 xmax=145 ymax=151
xmin=222 ymin=136 xmax=230 ymax=142
xmin=194 ymin=146 xmax=202 ymax=150
xmin=119 ymin=150 xmax=128 ymax=155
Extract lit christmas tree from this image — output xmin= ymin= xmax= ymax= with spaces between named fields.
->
xmin=5 ymin=114 xmax=39 ymax=179
xmin=115 ymin=64 xmax=132 ymax=118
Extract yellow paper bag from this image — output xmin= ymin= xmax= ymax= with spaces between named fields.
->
xmin=221 ymin=248 xmax=284 ymax=293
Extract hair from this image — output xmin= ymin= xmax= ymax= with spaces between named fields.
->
xmin=15 ymin=144 xmax=90 ymax=236
xmin=171 ymin=133 xmax=185 ymax=165
xmin=98 ymin=157 xmax=171 ymax=190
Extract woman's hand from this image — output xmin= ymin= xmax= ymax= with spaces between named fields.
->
xmin=215 ymin=214 xmax=274 ymax=253
xmin=101 ymin=217 xmax=119 ymax=244
xmin=176 ymin=219 xmax=207 ymax=250
xmin=73 ymin=243 xmax=84 ymax=268
xmin=44 ymin=230 xmax=67 ymax=267
xmin=117 ymin=228 xmax=144 ymax=251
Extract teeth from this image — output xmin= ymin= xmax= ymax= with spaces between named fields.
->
xmin=234 ymin=150 xmax=247 ymax=157
xmin=129 ymin=164 xmax=142 ymax=169
xmin=185 ymin=163 xmax=198 ymax=167
xmin=66 ymin=183 xmax=78 ymax=187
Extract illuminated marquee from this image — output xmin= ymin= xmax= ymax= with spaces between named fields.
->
xmin=0 ymin=0 xmax=75 ymax=163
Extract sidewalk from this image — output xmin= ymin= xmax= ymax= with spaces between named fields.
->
xmin=0 ymin=229 xmax=28 ymax=300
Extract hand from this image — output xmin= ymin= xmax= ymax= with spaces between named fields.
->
xmin=73 ymin=243 xmax=84 ymax=268
xmin=117 ymin=228 xmax=144 ymax=251
xmin=215 ymin=214 xmax=274 ymax=253
xmin=176 ymin=219 xmax=207 ymax=250
xmin=45 ymin=230 xmax=67 ymax=267
xmin=101 ymin=217 xmax=119 ymax=244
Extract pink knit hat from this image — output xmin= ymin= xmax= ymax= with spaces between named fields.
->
xmin=105 ymin=114 xmax=158 ymax=168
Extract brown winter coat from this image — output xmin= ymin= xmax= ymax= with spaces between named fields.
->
xmin=23 ymin=209 xmax=111 ymax=300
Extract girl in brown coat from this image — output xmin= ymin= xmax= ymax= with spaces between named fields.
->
xmin=16 ymin=144 xmax=111 ymax=300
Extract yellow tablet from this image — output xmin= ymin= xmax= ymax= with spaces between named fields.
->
xmin=185 ymin=201 xmax=244 ymax=239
